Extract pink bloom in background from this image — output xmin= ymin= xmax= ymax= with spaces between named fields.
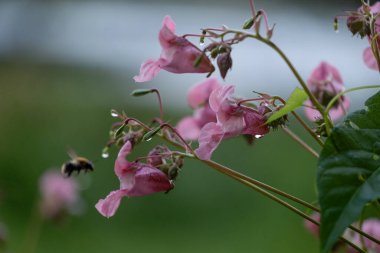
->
xmin=304 ymin=62 xmax=350 ymax=122
xmin=176 ymin=78 xmax=221 ymax=140
xmin=362 ymin=2 xmax=380 ymax=70
xmin=134 ymin=16 xmax=214 ymax=82
xmin=96 ymin=141 xmax=172 ymax=218
xmin=195 ymin=85 xmax=269 ymax=160
xmin=39 ymin=170 xmax=79 ymax=219
xmin=346 ymin=219 xmax=380 ymax=253
xmin=304 ymin=212 xmax=320 ymax=238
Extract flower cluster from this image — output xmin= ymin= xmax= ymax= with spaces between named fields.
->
xmin=96 ymin=140 xmax=182 ymax=218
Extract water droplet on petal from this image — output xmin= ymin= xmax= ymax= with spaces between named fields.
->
xmin=254 ymin=134 xmax=264 ymax=139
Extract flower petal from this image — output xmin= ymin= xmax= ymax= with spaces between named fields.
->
xmin=307 ymin=61 xmax=343 ymax=86
xmin=133 ymin=59 xmax=163 ymax=82
xmin=363 ymin=47 xmax=379 ymax=70
xmin=127 ymin=166 xmax=172 ymax=196
xmin=187 ymin=78 xmax=221 ymax=109
xmin=176 ymin=116 xmax=201 ymax=141
xmin=195 ymin=122 xmax=224 ymax=160
xmin=95 ymin=189 xmax=128 ymax=218
xmin=114 ymin=141 xmax=133 ymax=177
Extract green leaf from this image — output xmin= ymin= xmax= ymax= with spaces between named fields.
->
xmin=130 ymin=89 xmax=153 ymax=97
xmin=266 ymin=87 xmax=307 ymax=124
xmin=317 ymin=91 xmax=380 ymax=253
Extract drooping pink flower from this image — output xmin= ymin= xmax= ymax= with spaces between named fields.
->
xmin=195 ymin=85 xmax=269 ymax=160
xmin=304 ymin=62 xmax=350 ymax=122
xmin=39 ymin=170 xmax=79 ymax=219
xmin=176 ymin=78 xmax=221 ymax=140
xmin=361 ymin=2 xmax=380 ymax=70
xmin=346 ymin=219 xmax=380 ymax=253
xmin=96 ymin=141 xmax=172 ymax=218
xmin=133 ymin=16 xmax=214 ymax=82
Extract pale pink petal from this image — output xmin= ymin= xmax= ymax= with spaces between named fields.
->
xmin=363 ymin=47 xmax=379 ymax=70
xmin=161 ymin=41 xmax=214 ymax=74
xmin=95 ymin=190 xmax=128 ymax=218
xmin=304 ymin=100 xmax=322 ymax=122
xmin=176 ymin=116 xmax=201 ymax=141
xmin=187 ymin=78 xmax=221 ymax=108
xmin=114 ymin=141 xmax=133 ymax=177
xmin=127 ymin=166 xmax=172 ymax=197
xmin=209 ymin=85 xmax=235 ymax=112
xmin=307 ymin=61 xmax=343 ymax=86
xmin=346 ymin=219 xmax=380 ymax=253
xmin=194 ymin=105 xmax=217 ymax=127
xmin=159 ymin=15 xmax=176 ymax=48
xmin=133 ymin=59 xmax=163 ymax=82
xmin=195 ymin=122 xmax=224 ymax=160
xmin=371 ymin=2 xmax=380 ymax=13
xmin=328 ymin=96 xmax=350 ymax=122
xmin=304 ymin=97 xmax=349 ymax=123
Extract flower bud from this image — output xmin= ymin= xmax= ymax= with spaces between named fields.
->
xmin=217 ymin=52 xmax=233 ymax=79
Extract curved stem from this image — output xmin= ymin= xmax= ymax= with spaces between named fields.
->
xmin=324 ymin=85 xmax=380 ymax=117
xmin=151 ymin=89 xmax=164 ymax=121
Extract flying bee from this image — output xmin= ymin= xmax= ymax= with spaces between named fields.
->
xmin=61 ymin=150 xmax=94 ymax=177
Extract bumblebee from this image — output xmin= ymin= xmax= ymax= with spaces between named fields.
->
xmin=61 ymin=151 xmax=94 ymax=177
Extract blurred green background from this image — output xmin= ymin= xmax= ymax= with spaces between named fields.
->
xmin=0 ymin=0 xmax=377 ymax=252
xmin=0 ymin=60 xmax=319 ymax=252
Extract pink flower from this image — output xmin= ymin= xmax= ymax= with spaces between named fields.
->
xmin=176 ymin=78 xmax=221 ymax=140
xmin=304 ymin=62 xmax=350 ymax=122
xmin=304 ymin=212 xmax=320 ymax=238
xmin=133 ymin=16 xmax=214 ymax=82
xmin=346 ymin=219 xmax=380 ymax=253
xmin=96 ymin=141 xmax=172 ymax=218
xmin=39 ymin=170 xmax=78 ymax=219
xmin=361 ymin=2 xmax=380 ymax=70
xmin=195 ymin=85 xmax=269 ymax=160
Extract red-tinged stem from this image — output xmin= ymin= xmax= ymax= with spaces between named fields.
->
xmin=151 ymin=89 xmax=164 ymax=121
xmin=182 ymin=34 xmax=214 ymax=39
xmin=160 ymin=123 xmax=195 ymax=154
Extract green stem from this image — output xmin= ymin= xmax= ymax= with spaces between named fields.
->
xmin=201 ymin=159 xmax=365 ymax=253
xmin=324 ymin=85 xmax=380 ymax=117
xmin=291 ymin=111 xmax=324 ymax=147
xmin=132 ymin=117 xmax=380 ymax=245
xmin=216 ymin=28 xmax=334 ymax=135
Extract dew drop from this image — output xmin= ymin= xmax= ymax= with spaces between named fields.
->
xmin=199 ymin=42 xmax=205 ymax=47
xmin=335 ymin=29 xmax=339 ymax=34
xmin=145 ymin=137 xmax=153 ymax=142
xmin=254 ymin=134 xmax=263 ymax=139
xmin=102 ymin=151 xmax=109 ymax=159
xmin=110 ymin=109 xmax=119 ymax=118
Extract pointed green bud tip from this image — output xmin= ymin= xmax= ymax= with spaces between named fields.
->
xmin=143 ymin=126 xmax=162 ymax=141
xmin=130 ymin=89 xmax=153 ymax=97
xmin=243 ymin=17 xmax=254 ymax=29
